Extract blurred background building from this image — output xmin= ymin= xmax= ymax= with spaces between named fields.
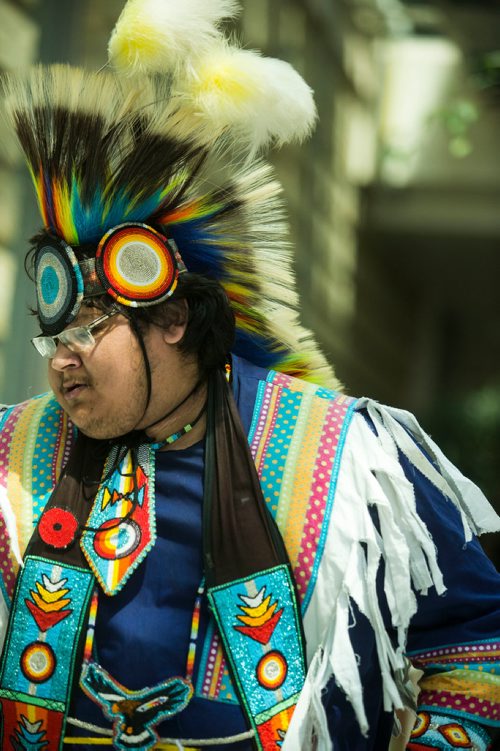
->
xmin=1 ymin=0 xmax=499 ymax=560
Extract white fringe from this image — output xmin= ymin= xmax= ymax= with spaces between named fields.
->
xmin=364 ymin=401 xmax=500 ymax=539
xmin=283 ymin=399 xmax=500 ymax=749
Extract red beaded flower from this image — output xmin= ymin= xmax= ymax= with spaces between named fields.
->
xmin=38 ymin=507 xmax=79 ymax=549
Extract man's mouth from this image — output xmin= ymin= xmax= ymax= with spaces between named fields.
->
xmin=62 ymin=381 xmax=88 ymax=400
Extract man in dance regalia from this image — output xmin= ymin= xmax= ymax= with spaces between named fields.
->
xmin=0 ymin=1 xmax=498 ymax=749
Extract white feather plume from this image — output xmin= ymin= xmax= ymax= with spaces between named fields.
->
xmin=108 ymin=0 xmax=240 ymax=76
xmin=177 ymin=43 xmax=318 ymax=156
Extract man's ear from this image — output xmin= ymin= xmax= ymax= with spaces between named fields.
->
xmin=162 ymin=299 xmax=188 ymax=345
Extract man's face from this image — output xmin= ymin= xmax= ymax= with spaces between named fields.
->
xmin=47 ymin=306 xmax=149 ymax=439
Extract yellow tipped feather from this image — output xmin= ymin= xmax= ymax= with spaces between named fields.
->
xmin=108 ymin=0 xmax=240 ymax=76
xmin=108 ymin=1 xmax=316 ymax=157
xmin=178 ymin=43 xmax=318 ymax=156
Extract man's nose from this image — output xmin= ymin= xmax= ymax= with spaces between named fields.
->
xmin=49 ymin=341 xmax=83 ymax=371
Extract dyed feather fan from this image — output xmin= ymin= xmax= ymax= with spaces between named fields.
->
xmin=3 ymin=65 xmax=338 ymax=388
xmin=3 ymin=67 xmax=205 ymax=246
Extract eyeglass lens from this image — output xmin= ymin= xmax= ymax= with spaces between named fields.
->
xmin=32 ymin=310 xmax=117 ymax=358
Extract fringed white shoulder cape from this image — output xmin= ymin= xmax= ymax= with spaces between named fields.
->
xmin=282 ymin=399 xmax=500 ymax=750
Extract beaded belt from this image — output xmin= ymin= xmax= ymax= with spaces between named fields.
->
xmin=64 ymin=740 xmax=199 ymax=750
xmin=64 ymin=717 xmax=255 ymax=749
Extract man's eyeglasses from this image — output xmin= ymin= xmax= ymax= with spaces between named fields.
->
xmin=31 ymin=310 xmax=118 ymax=359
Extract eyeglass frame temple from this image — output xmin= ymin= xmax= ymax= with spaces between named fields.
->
xmin=31 ymin=308 xmax=119 ymax=356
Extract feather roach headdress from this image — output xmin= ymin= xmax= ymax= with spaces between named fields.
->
xmin=3 ymin=0 xmax=339 ymax=388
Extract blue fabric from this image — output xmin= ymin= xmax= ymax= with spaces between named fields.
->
xmin=400 ymin=447 xmax=500 ymax=648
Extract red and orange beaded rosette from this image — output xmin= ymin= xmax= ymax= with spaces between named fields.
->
xmin=96 ymin=223 xmax=180 ymax=307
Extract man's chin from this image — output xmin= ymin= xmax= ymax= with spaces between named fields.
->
xmin=75 ymin=424 xmax=120 ymax=440
xmin=72 ymin=417 xmax=138 ymax=442
xmin=53 ymin=393 xmax=141 ymax=440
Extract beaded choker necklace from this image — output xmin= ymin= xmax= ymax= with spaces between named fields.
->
xmin=144 ymin=378 xmax=204 ymax=434
xmin=151 ymin=399 xmax=207 ymax=449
